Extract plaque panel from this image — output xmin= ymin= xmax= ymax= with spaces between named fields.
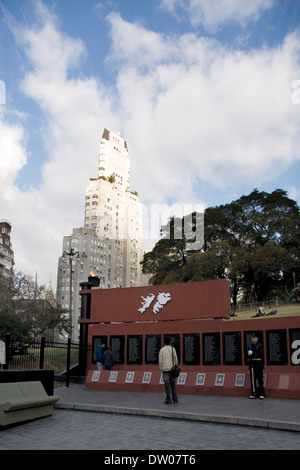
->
xmin=215 ymin=373 xmax=225 ymax=386
xmin=142 ymin=372 xmax=152 ymax=384
xmin=125 ymin=371 xmax=135 ymax=383
xmin=177 ymin=373 xmax=187 ymax=385
xmin=92 ymin=335 xmax=108 ymax=364
xmin=195 ymin=373 xmax=206 ymax=386
xmin=126 ymin=335 xmax=143 ymax=365
xmin=235 ymin=373 xmax=245 ymax=387
xmin=183 ymin=333 xmax=200 ymax=365
xmin=91 ymin=371 xmax=100 ymax=382
xmin=202 ymin=332 xmax=221 ymax=365
xmin=145 ymin=334 xmax=161 ymax=364
xmin=266 ymin=329 xmax=288 ymax=365
xmin=109 ymin=371 xmax=118 ymax=382
xmin=110 ymin=335 xmax=125 ymax=365
xmin=289 ymin=328 xmax=300 ymax=366
xmin=222 ymin=331 xmax=242 ymax=365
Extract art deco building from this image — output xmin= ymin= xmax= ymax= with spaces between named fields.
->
xmin=56 ymin=129 xmax=148 ymax=340
xmin=0 ymin=220 xmax=14 ymax=277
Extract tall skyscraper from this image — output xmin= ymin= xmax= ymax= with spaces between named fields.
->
xmin=56 ymin=129 xmax=148 ymax=340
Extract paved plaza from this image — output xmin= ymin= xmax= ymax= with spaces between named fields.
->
xmin=0 ymin=385 xmax=299 ymax=451
xmin=1 ymin=407 xmax=299 ymax=451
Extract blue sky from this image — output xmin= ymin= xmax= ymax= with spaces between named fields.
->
xmin=0 ymin=0 xmax=300 ymax=288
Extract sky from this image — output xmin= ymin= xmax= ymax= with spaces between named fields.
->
xmin=0 ymin=0 xmax=300 ymax=290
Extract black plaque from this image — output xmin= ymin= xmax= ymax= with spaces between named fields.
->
xmin=243 ymin=330 xmax=264 ymax=365
xmin=222 ymin=331 xmax=242 ymax=365
xmin=145 ymin=334 xmax=161 ymax=364
xmin=110 ymin=335 xmax=125 ymax=364
xmin=202 ymin=332 xmax=220 ymax=365
xmin=289 ymin=328 xmax=300 ymax=366
xmin=266 ymin=329 xmax=288 ymax=365
xmin=164 ymin=334 xmax=181 ymax=365
xmin=183 ymin=333 xmax=200 ymax=365
xmin=92 ymin=335 xmax=108 ymax=363
xmin=127 ymin=335 xmax=143 ymax=365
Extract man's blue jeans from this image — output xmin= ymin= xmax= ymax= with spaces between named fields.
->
xmin=163 ymin=371 xmax=178 ymax=403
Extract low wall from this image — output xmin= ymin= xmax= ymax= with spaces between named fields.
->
xmin=85 ymin=369 xmax=300 ymax=399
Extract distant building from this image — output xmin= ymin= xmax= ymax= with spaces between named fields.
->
xmin=0 ymin=220 xmax=14 ymax=277
xmin=56 ymin=129 xmax=148 ymax=341
xmin=45 ymin=280 xmax=56 ymax=307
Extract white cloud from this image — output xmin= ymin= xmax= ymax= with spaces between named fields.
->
xmin=107 ymin=14 xmax=300 ymax=204
xmin=2 ymin=4 xmax=300 ymax=288
xmin=106 ymin=12 xmax=176 ymax=68
xmin=160 ymin=0 xmax=275 ymax=30
xmin=288 ymin=186 xmax=300 ymax=204
xmin=1 ymin=4 xmax=118 ymax=286
xmin=0 ymin=112 xmax=27 ymax=190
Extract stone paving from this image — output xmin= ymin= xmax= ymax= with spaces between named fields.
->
xmin=0 ymin=385 xmax=299 ymax=451
xmin=0 ymin=408 xmax=299 ymax=450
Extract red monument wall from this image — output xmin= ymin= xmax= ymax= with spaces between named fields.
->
xmin=80 ymin=279 xmax=300 ymax=398
xmin=89 ymin=278 xmax=230 ymax=322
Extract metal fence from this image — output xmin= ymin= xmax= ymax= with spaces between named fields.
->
xmin=2 ymin=335 xmax=84 ymax=386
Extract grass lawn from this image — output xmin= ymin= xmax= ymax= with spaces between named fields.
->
xmin=227 ymin=303 xmax=300 ymax=321
xmin=8 ymin=345 xmax=79 ymax=374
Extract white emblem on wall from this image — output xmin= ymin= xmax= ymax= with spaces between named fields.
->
xmin=138 ymin=294 xmax=155 ymax=313
xmin=138 ymin=292 xmax=171 ymax=314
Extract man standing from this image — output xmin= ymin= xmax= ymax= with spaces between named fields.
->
xmin=103 ymin=345 xmax=114 ymax=370
xmin=96 ymin=343 xmax=105 ymax=371
xmin=159 ymin=336 xmax=179 ymax=405
xmin=248 ymin=335 xmax=264 ymax=399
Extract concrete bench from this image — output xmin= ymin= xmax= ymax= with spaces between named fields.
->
xmin=0 ymin=381 xmax=60 ymax=428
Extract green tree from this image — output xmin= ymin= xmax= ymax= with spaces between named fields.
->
xmin=0 ymin=271 xmax=69 ymax=342
xmin=141 ymin=189 xmax=300 ymax=304
xmin=141 ymin=214 xmax=200 ymax=284
xmin=291 ymin=282 xmax=300 ymax=302
xmin=141 ymin=226 xmax=185 ymax=285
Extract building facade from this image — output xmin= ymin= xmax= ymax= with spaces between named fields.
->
xmin=56 ymin=129 xmax=148 ymax=341
xmin=0 ymin=220 xmax=14 ymax=277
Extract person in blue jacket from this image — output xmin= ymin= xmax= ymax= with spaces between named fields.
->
xmin=96 ymin=343 xmax=105 ymax=370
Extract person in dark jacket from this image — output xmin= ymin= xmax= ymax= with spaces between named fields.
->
xmin=248 ymin=335 xmax=264 ymax=399
xmin=103 ymin=345 xmax=114 ymax=370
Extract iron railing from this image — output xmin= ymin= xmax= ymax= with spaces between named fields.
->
xmin=2 ymin=335 xmax=85 ymax=386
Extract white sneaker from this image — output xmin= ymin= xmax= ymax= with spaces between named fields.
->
xmin=249 ymin=395 xmax=254 ymax=399
xmin=259 ymin=396 xmax=264 ymax=399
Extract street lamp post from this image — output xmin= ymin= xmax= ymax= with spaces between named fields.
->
xmin=62 ymin=248 xmax=80 ymax=339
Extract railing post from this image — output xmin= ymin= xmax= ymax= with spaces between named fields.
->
xmin=39 ymin=336 xmax=45 ymax=369
xmin=66 ymin=338 xmax=71 ymax=387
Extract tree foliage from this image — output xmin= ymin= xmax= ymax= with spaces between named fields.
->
xmin=141 ymin=189 xmax=300 ymax=304
xmin=0 ymin=271 xmax=69 ymax=342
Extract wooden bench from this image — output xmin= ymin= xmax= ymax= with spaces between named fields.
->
xmin=0 ymin=381 xmax=60 ymax=428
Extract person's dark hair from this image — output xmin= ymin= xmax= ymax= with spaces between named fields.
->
xmin=164 ymin=335 xmax=171 ymax=345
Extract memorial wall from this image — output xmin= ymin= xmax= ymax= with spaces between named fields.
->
xmin=80 ymin=279 xmax=300 ymax=398
xmin=89 ymin=322 xmax=300 ymax=369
